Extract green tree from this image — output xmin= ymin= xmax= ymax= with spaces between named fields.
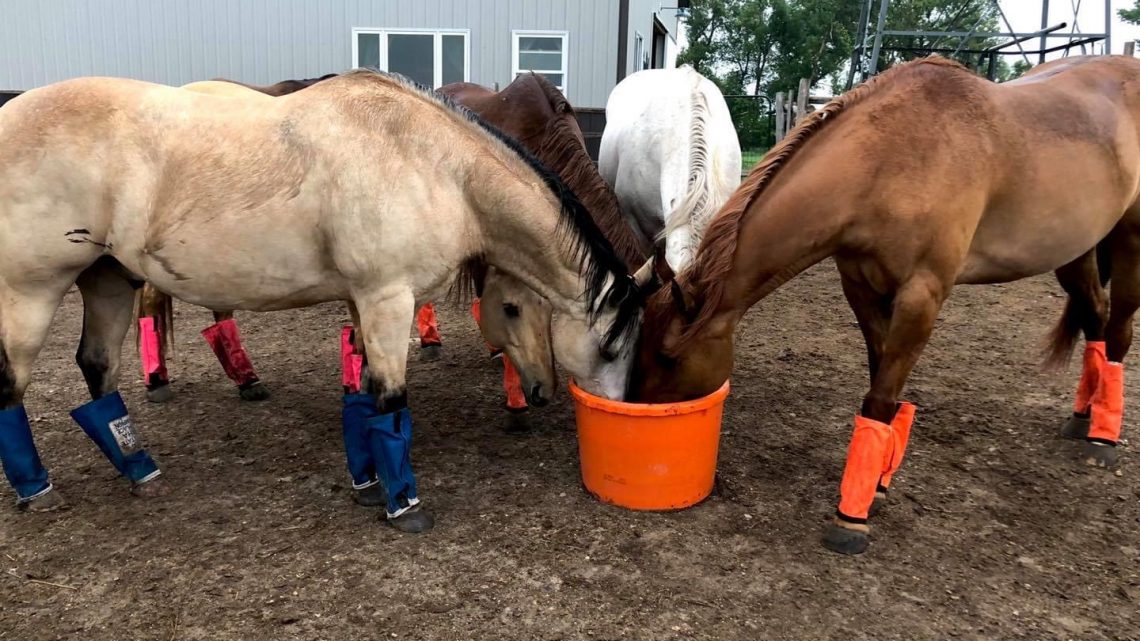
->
xmin=1121 ymin=0 xmax=1140 ymax=25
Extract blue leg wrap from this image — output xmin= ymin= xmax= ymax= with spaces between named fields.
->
xmin=0 ymin=405 xmax=52 ymax=502
xmin=366 ymin=407 xmax=419 ymax=518
xmin=342 ymin=394 xmax=379 ymax=490
xmin=69 ymin=392 xmax=159 ymax=484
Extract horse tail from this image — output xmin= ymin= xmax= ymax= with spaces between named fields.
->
xmin=1044 ymin=240 xmax=1112 ymax=370
xmin=662 ymin=74 xmax=722 ymax=262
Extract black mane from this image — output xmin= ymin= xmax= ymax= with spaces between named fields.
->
xmin=343 ymin=68 xmax=641 ymax=350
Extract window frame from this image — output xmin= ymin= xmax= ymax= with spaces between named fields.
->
xmin=511 ymin=30 xmax=569 ymax=93
xmin=351 ymin=27 xmax=471 ymax=88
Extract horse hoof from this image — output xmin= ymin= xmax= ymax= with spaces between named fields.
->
xmin=238 ymin=382 xmax=271 ymax=402
xmin=130 ymin=477 xmax=169 ymax=498
xmin=353 ymin=483 xmax=387 ymax=507
xmin=146 ymin=384 xmax=175 ymax=404
xmin=387 ymin=506 xmax=434 ymax=533
xmin=1081 ymin=442 xmax=1120 ymax=469
xmin=869 ymin=491 xmax=888 ymax=518
xmin=822 ymin=520 xmax=870 ymax=555
xmin=420 ymin=345 xmax=442 ymax=362
xmin=1061 ymin=413 xmax=1090 ymax=440
xmin=18 ymin=489 xmax=66 ymax=513
xmin=504 ymin=409 xmax=532 ymax=434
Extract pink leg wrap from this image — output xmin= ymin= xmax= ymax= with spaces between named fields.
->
xmin=201 ymin=318 xmax=259 ymax=387
xmin=138 ymin=316 xmax=169 ymax=386
xmin=341 ymin=325 xmax=364 ymax=394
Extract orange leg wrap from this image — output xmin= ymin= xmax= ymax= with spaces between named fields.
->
xmin=837 ymin=415 xmax=892 ymax=521
xmin=879 ymin=402 xmax=916 ymax=490
xmin=470 ymin=297 xmax=501 ymax=357
xmin=416 ymin=303 xmax=442 ymax=347
xmin=1073 ymin=341 xmax=1107 ymax=414
xmin=1088 ymin=361 xmax=1124 ymax=444
xmin=502 ymin=355 xmax=528 ymax=410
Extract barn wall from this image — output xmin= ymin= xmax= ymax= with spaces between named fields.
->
xmin=0 ymin=0 xmax=622 ymax=107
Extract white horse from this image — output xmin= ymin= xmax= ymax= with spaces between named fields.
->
xmin=599 ymin=66 xmax=742 ymax=272
xmin=0 ymin=70 xmax=647 ymax=531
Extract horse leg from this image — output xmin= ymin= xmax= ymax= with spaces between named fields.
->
xmin=1051 ymin=251 xmax=1109 ymax=440
xmin=1081 ymin=232 xmax=1140 ymax=469
xmin=73 ymin=260 xmax=164 ymax=497
xmin=354 ymin=288 xmax=434 ymax=533
xmin=0 ymin=280 xmax=72 ymax=512
xmin=138 ymin=284 xmax=174 ymax=403
xmin=823 ymin=272 xmax=948 ymax=555
xmin=839 ymin=269 xmax=892 ymax=515
xmin=416 ymin=303 xmax=443 ymax=361
xmin=201 ymin=310 xmax=269 ymax=401
xmin=469 ymin=297 xmax=530 ymax=433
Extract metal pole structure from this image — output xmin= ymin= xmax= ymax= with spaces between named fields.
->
xmin=1039 ymin=0 xmax=1050 ymax=63
xmin=1105 ymin=0 xmax=1112 ymax=54
xmin=867 ymin=0 xmax=892 ymax=77
xmin=846 ymin=0 xmax=874 ymax=91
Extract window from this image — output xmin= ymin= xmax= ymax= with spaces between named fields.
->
xmin=512 ymin=30 xmax=568 ymax=92
xmin=634 ymin=32 xmax=649 ymax=71
xmin=352 ymin=28 xmax=469 ymax=88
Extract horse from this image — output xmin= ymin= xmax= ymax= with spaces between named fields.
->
xmin=599 ymin=66 xmax=742 ymax=272
xmin=0 ymin=69 xmax=647 ymax=533
xmin=630 ymin=55 xmax=1140 ymax=555
xmin=436 ymin=73 xmax=647 ymax=415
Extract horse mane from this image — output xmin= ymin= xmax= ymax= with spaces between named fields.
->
xmin=526 ymin=73 xmax=646 ymax=270
xmin=339 ymin=69 xmax=640 ymax=349
xmin=661 ymin=68 xmax=725 ymax=268
xmin=661 ymin=56 xmax=968 ymax=352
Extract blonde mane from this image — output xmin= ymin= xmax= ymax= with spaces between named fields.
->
xmin=660 ymin=56 xmax=969 ymax=351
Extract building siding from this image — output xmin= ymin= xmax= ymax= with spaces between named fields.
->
xmin=0 ymin=0 xmax=628 ymax=107
xmin=623 ymin=0 xmax=680 ymax=78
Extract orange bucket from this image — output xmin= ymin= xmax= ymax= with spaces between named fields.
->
xmin=569 ymin=380 xmax=730 ymax=511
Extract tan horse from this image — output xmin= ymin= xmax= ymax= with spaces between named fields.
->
xmin=0 ymin=70 xmax=646 ymax=531
xmin=631 ymin=55 xmax=1140 ymax=554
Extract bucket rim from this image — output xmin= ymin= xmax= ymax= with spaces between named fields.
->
xmin=569 ymin=379 xmax=730 ymax=417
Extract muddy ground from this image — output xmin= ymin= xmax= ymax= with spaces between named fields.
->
xmin=1 ymin=261 xmax=1137 ymax=641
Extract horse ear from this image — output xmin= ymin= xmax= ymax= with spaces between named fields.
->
xmin=652 ymin=240 xmax=675 ymax=286
xmin=670 ymin=281 xmax=697 ymax=321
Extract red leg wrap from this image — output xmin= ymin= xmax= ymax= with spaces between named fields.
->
xmin=470 ymin=297 xmax=500 ymax=356
xmin=838 ymin=415 xmax=892 ymax=521
xmin=502 ymin=355 xmax=528 ymax=410
xmin=201 ymin=318 xmax=259 ymax=387
xmin=1088 ymin=361 xmax=1123 ymax=444
xmin=416 ymin=303 xmax=441 ymax=347
xmin=879 ymin=402 xmax=915 ymax=490
xmin=138 ymin=316 xmax=169 ymax=386
xmin=340 ymin=325 xmax=364 ymax=394
xmin=1073 ymin=341 xmax=1107 ymax=414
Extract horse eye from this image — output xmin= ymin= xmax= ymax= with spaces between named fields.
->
xmin=654 ymin=352 xmax=677 ymax=368
xmin=503 ymin=303 xmax=520 ymax=318
xmin=599 ymin=347 xmax=617 ymax=363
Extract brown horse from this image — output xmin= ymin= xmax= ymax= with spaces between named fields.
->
xmin=631 ymin=55 xmax=1140 ymax=554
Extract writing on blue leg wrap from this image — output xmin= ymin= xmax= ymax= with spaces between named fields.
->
xmin=366 ymin=407 xmax=419 ymax=518
xmin=70 ymin=392 xmax=160 ymax=484
xmin=342 ymin=393 xmax=379 ymax=490
xmin=0 ymin=405 xmax=52 ymax=502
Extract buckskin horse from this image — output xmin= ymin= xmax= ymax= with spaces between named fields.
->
xmin=631 ymin=55 xmax=1140 ymax=554
xmin=600 ymin=65 xmax=742 ymax=272
xmin=0 ymin=69 xmax=647 ymax=532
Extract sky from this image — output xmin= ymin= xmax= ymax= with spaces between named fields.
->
xmin=999 ymin=0 xmax=1139 ymax=58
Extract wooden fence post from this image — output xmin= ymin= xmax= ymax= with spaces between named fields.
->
xmin=796 ymin=78 xmax=809 ymax=125
xmin=1126 ymin=41 xmax=1136 ymax=57
xmin=774 ymin=92 xmax=786 ymax=141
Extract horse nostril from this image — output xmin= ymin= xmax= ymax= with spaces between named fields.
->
xmin=529 ymin=383 xmax=549 ymax=407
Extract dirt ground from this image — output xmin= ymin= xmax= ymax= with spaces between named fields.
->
xmin=1 ymin=261 xmax=1137 ymax=641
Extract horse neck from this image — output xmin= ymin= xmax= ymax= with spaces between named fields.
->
xmin=468 ymin=161 xmax=595 ymax=316
xmin=536 ymin=117 xmax=645 ymax=270
xmin=707 ymin=169 xmax=847 ymax=324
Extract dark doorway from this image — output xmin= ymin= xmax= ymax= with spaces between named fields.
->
xmin=651 ymin=19 xmax=667 ymax=69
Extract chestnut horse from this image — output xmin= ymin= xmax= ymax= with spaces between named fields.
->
xmin=632 ymin=56 xmax=1140 ymax=554
xmin=0 ymin=70 xmax=646 ymax=531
